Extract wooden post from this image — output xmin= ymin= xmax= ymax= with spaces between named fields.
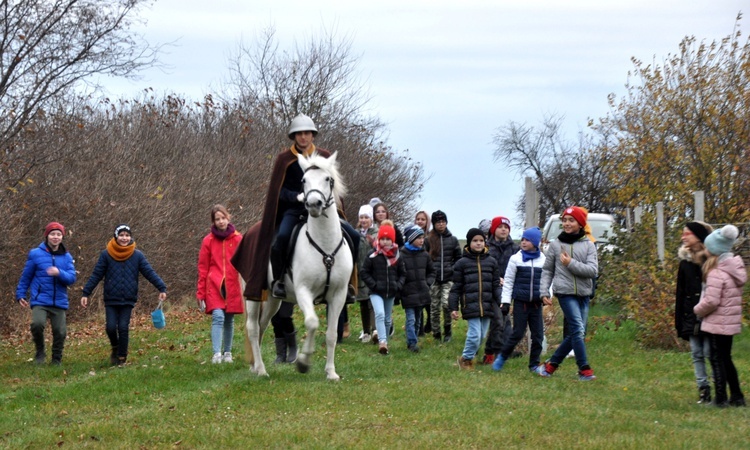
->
xmin=525 ymin=177 xmax=539 ymax=228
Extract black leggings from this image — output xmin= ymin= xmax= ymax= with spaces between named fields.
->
xmin=707 ymin=332 xmax=744 ymax=403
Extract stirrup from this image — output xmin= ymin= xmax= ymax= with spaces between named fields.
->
xmin=272 ymin=280 xmax=286 ymax=299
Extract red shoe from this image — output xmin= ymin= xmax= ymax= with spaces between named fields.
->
xmin=482 ymin=354 xmax=495 ymax=365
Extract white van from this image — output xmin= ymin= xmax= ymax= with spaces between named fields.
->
xmin=541 ymin=213 xmax=615 ymax=253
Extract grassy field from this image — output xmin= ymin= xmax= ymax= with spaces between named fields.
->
xmin=1 ymin=302 xmax=748 ymax=449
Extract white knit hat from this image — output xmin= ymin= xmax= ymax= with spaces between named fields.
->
xmin=358 ymin=204 xmax=373 ymax=219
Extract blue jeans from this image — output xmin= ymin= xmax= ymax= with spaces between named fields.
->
xmin=105 ymin=305 xmax=133 ymax=358
xmin=211 ymin=309 xmax=235 ymax=354
xmin=462 ymin=317 xmax=491 ymax=360
xmin=370 ymin=294 xmax=394 ymax=344
xmin=549 ymin=295 xmax=590 ymax=369
xmin=690 ymin=334 xmax=711 ymax=388
xmin=404 ymin=307 xmax=419 ymax=346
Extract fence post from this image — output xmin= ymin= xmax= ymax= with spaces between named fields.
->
xmin=657 ymin=202 xmax=665 ymax=263
xmin=525 ymin=177 xmax=538 ymax=228
xmin=634 ymin=206 xmax=643 ymax=225
xmin=694 ymin=191 xmax=704 ymax=222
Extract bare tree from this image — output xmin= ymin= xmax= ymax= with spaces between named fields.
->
xmin=220 ymin=26 xmax=427 ymax=223
xmin=0 ymin=0 xmax=160 ymax=177
xmin=492 ymin=115 xmax=615 ymax=222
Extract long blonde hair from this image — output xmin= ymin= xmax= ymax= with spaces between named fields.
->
xmin=702 ymin=253 xmax=719 ymax=282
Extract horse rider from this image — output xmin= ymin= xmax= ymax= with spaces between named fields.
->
xmin=232 ymin=114 xmax=359 ymax=301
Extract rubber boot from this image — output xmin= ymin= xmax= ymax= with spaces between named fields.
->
xmin=274 ymin=337 xmax=287 ymax=364
xmin=285 ymin=331 xmax=298 ymax=363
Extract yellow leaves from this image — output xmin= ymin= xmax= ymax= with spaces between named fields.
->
xmin=148 ymin=186 xmax=164 ymax=200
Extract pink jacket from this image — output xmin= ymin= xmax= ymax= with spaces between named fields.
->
xmin=694 ymin=255 xmax=747 ymax=336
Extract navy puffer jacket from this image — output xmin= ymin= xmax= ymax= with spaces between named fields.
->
xmin=82 ymin=248 xmax=166 ymax=306
xmin=448 ymin=247 xmax=502 ymax=319
xmin=487 ymin=237 xmax=519 ymax=278
xmin=16 ymin=242 xmax=76 ymax=310
xmin=399 ymin=246 xmax=435 ymax=309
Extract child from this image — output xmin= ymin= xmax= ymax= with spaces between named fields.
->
xmin=449 ymin=228 xmax=502 ymax=370
xmin=694 ymin=225 xmax=746 ymax=407
xmin=16 ymin=222 xmax=77 ymax=365
xmin=399 ymin=224 xmax=435 ymax=353
xmin=536 ymin=206 xmax=598 ymax=381
xmin=360 ymin=220 xmax=406 ymax=355
xmin=425 ymin=210 xmax=461 ymax=343
xmin=492 ymin=227 xmax=546 ymax=372
xmin=81 ymin=225 xmax=167 ymax=366
xmin=483 ymin=216 xmax=519 ymax=364
xmin=355 ymin=204 xmax=377 ymax=343
xmin=675 ymin=221 xmax=714 ymax=403
xmin=197 ymin=205 xmax=243 ymax=364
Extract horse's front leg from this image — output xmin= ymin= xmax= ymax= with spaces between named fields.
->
xmin=294 ymin=291 xmax=319 ymax=374
xmin=245 ymin=299 xmax=280 ymax=377
xmin=324 ymin=292 xmax=346 ymax=381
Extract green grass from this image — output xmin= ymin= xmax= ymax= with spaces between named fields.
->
xmin=1 ymin=305 xmax=748 ymax=449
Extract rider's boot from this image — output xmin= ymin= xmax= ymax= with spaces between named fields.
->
xmin=272 ymin=277 xmax=287 ymax=298
xmin=271 ymin=248 xmax=287 ymax=299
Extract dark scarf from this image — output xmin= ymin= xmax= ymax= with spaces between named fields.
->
xmin=521 ymin=249 xmax=541 ymax=262
xmin=45 ymin=241 xmax=67 ymax=256
xmin=557 ymin=229 xmax=586 ymax=244
xmin=211 ymin=223 xmax=236 ymax=240
xmin=371 ymin=243 xmax=400 ymax=266
xmin=107 ymin=238 xmax=136 ymax=261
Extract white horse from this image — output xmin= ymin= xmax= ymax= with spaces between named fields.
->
xmin=244 ymin=151 xmax=353 ymax=381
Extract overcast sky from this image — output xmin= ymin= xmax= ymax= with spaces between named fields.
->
xmin=102 ymin=0 xmax=746 ymax=238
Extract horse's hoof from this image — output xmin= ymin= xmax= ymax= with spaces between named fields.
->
xmin=327 ymin=373 xmax=341 ymax=382
xmin=296 ymin=359 xmax=311 ymax=374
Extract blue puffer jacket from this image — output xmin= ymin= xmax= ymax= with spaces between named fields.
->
xmin=82 ymin=248 xmax=166 ymax=306
xmin=16 ymin=242 xmax=77 ymax=310
xmin=448 ymin=246 xmax=502 ymax=319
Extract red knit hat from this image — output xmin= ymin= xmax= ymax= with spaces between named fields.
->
xmin=490 ymin=216 xmax=511 ymax=236
xmin=562 ymin=206 xmax=587 ymax=227
xmin=378 ymin=220 xmax=396 ymax=242
xmin=45 ymin=222 xmax=65 ymax=237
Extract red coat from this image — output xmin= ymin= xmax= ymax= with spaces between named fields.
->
xmin=197 ymin=230 xmax=244 ymax=314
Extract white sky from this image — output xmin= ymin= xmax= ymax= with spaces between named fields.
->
xmin=102 ymin=0 xmax=746 ymax=238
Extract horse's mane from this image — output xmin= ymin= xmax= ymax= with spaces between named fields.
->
xmin=301 ymin=151 xmax=348 ymax=204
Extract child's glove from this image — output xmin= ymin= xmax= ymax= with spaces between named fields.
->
xmin=198 ymin=300 xmax=206 ymax=313
xmin=500 ymin=303 xmax=510 ymax=316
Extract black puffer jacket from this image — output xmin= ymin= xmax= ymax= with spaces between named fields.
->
xmin=425 ymin=229 xmax=461 ymax=283
xmin=487 ymin=236 xmax=519 ymax=278
xmin=448 ymin=247 xmax=502 ymax=320
xmin=399 ymin=246 xmax=435 ymax=309
xmin=361 ymin=248 xmax=406 ymax=299
xmin=675 ymin=247 xmax=706 ymax=341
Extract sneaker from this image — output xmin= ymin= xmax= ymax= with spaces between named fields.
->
xmin=407 ymin=344 xmax=420 ymax=353
xmin=117 ymin=356 xmax=127 ymax=368
xmin=457 ymin=356 xmax=474 ymax=370
xmin=578 ymin=368 xmax=596 ymax=381
xmin=698 ymin=385 xmax=712 ymax=404
xmin=482 ymin=354 xmax=495 ymax=365
xmin=211 ymin=352 xmax=222 ymax=364
xmin=729 ymin=397 xmax=746 ymax=407
xmin=50 ymin=358 xmax=62 ymax=366
xmin=492 ymin=355 xmax=507 ymax=372
xmin=433 ymin=332 xmax=441 ymax=341
xmin=389 ymin=323 xmax=394 ymax=337
xmin=34 ymin=350 xmax=46 ymax=365
xmin=222 ymin=352 xmax=233 ymax=363
xmin=443 ymin=335 xmax=452 ymax=343
xmin=378 ymin=343 xmax=389 ymax=355
xmin=534 ymin=362 xmax=555 ymax=377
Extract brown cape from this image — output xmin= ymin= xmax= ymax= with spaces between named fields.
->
xmin=231 ymin=146 xmax=331 ymax=301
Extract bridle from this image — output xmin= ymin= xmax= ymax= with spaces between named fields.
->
xmin=302 ymin=166 xmax=336 ymax=213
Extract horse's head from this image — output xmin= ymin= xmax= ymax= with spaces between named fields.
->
xmin=298 ymin=151 xmax=347 ymax=218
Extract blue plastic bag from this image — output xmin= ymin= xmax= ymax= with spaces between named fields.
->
xmin=151 ymin=300 xmax=166 ymax=329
